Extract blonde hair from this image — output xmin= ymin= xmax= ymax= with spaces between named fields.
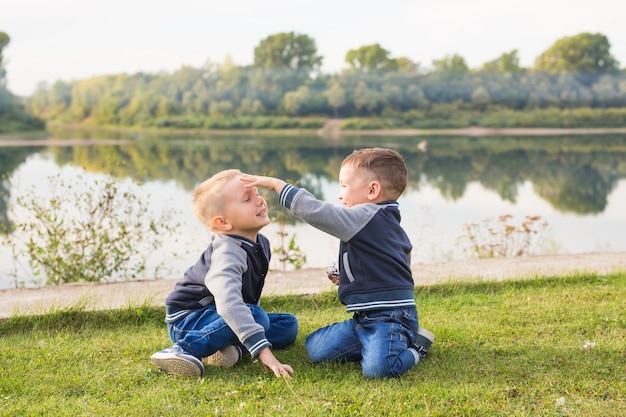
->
xmin=192 ymin=169 xmax=242 ymax=230
xmin=341 ymin=148 xmax=408 ymax=199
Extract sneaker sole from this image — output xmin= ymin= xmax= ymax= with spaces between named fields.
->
xmin=151 ymin=356 xmax=203 ymax=378
xmin=417 ymin=327 xmax=436 ymax=342
xmin=203 ymin=345 xmax=242 ymax=367
xmin=415 ymin=327 xmax=436 ymax=352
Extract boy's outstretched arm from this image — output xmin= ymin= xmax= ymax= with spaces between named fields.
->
xmin=241 ymin=174 xmax=286 ymax=194
xmin=258 ymin=347 xmax=294 ymax=378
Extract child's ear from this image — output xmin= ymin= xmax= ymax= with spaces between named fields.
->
xmin=367 ymin=181 xmax=382 ymax=201
xmin=212 ymin=216 xmax=232 ymax=232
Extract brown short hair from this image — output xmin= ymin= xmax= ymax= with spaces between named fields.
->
xmin=341 ymin=148 xmax=408 ymax=199
xmin=192 ymin=169 xmax=242 ymax=230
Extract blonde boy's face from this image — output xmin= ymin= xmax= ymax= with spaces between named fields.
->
xmin=338 ymin=165 xmax=376 ymax=207
xmin=215 ymin=175 xmax=270 ymax=240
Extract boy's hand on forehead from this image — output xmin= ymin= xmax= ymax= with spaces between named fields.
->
xmin=240 ymin=174 xmax=258 ymax=184
xmin=240 ymin=174 xmax=269 ymax=188
xmin=240 ymin=174 xmax=286 ymax=193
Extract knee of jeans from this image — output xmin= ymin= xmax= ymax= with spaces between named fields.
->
xmin=361 ymin=361 xmax=395 ymax=379
xmin=305 ymin=336 xmax=326 ymax=363
xmin=285 ymin=323 xmax=299 ymax=344
xmin=249 ymin=305 xmax=270 ymax=329
xmin=306 ymin=349 xmax=325 ymax=363
xmin=284 ymin=314 xmax=299 ymax=327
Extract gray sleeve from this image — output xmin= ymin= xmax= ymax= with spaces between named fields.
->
xmin=204 ymin=236 xmax=266 ymax=347
xmin=284 ymin=186 xmax=378 ymax=242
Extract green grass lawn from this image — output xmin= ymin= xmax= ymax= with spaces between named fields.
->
xmin=1 ymin=272 xmax=624 ymax=416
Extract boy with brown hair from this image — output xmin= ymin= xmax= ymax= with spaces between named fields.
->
xmin=151 ymin=169 xmax=297 ymax=379
xmin=242 ymin=148 xmax=434 ymax=378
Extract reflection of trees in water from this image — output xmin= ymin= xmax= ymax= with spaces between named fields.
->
xmin=37 ymin=131 xmax=626 ymax=215
xmin=413 ymin=136 xmax=626 ymax=214
xmin=420 ymin=156 xmax=470 ymax=200
xmin=0 ymin=146 xmax=43 ymax=231
xmin=533 ymin=165 xmax=616 ymax=214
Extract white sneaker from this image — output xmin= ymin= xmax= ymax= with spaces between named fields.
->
xmin=203 ymin=345 xmax=242 ymax=367
xmin=151 ymin=345 xmax=204 ymax=378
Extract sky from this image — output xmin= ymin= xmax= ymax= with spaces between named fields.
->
xmin=3 ymin=0 xmax=626 ymax=96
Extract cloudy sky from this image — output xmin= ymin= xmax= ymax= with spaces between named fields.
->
xmin=3 ymin=0 xmax=625 ymax=96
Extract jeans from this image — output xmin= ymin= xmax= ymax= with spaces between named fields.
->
xmin=168 ymin=304 xmax=298 ymax=359
xmin=305 ymin=307 xmax=419 ymax=378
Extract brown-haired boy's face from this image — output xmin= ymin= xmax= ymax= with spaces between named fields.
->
xmin=218 ymin=175 xmax=270 ymax=239
xmin=338 ymin=165 xmax=374 ymax=207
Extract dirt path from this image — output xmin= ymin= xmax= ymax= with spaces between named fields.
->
xmin=1 ymin=252 xmax=624 ymax=318
xmin=314 ymin=122 xmax=626 ymax=138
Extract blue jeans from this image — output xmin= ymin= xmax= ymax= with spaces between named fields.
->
xmin=168 ymin=304 xmax=298 ymax=359
xmin=305 ymin=307 xmax=419 ymax=378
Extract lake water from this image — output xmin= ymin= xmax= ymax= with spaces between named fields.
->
xmin=1 ymin=128 xmax=625 ymax=289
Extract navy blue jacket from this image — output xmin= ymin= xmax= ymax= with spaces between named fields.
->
xmin=279 ymin=184 xmax=415 ymax=312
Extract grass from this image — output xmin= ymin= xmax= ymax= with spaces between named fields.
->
xmin=1 ymin=272 xmax=624 ymax=416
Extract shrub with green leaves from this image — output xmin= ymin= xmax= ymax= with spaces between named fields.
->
xmin=3 ymin=169 xmax=180 ymax=286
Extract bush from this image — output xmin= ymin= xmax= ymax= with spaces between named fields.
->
xmin=2 ymin=169 xmax=180 ymax=286
xmin=455 ymin=214 xmax=548 ymax=259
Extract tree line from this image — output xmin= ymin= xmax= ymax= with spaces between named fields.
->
xmin=0 ymin=32 xmax=44 ymax=133
xmin=2 ymin=31 xmax=626 ymax=130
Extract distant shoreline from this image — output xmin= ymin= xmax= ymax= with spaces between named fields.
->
xmin=337 ymin=126 xmax=626 ymax=137
xmin=2 ymin=125 xmax=626 ymax=147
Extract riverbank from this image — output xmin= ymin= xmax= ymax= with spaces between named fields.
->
xmin=3 ymin=124 xmax=626 ymax=148
xmin=317 ymin=118 xmax=626 ymax=138
xmin=1 ymin=251 xmax=624 ymax=318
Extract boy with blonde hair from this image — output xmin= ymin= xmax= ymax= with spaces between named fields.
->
xmin=151 ymin=169 xmax=297 ymax=378
xmin=242 ymin=148 xmax=434 ymax=378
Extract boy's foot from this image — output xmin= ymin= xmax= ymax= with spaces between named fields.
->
xmin=151 ymin=345 xmax=204 ymax=378
xmin=414 ymin=327 xmax=436 ymax=358
xmin=203 ymin=345 xmax=242 ymax=367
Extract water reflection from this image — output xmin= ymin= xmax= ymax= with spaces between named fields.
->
xmin=1 ymin=128 xmax=626 ymax=288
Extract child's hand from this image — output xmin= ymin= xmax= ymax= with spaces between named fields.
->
xmin=258 ymin=348 xmax=294 ymax=378
xmin=240 ymin=174 xmax=286 ymax=193
xmin=327 ymin=272 xmax=340 ymax=286
xmin=327 ymin=261 xmax=340 ymax=286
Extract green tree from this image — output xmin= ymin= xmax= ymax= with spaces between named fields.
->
xmin=396 ymin=57 xmax=420 ymax=74
xmin=432 ymin=54 xmax=469 ymax=76
xmin=253 ymin=32 xmax=322 ymax=71
xmin=32 ymin=80 xmax=73 ymax=119
xmin=471 ymin=86 xmax=491 ymax=111
xmin=381 ymin=83 xmax=404 ymax=111
xmin=208 ymin=100 xmax=235 ymax=116
xmin=353 ymin=81 xmax=380 ymax=115
xmin=405 ymin=85 xmax=429 ymax=110
xmin=534 ymin=33 xmax=619 ymax=85
xmin=237 ymin=98 xmax=265 ymax=116
xmin=345 ymin=44 xmax=398 ymax=72
xmin=481 ymin=50 xmax=521 ymax=74
xmin=592 ymin=74 xmax=626 ymax=107
xmin=0 ymin=31 xmax=9 ymax=87
xmin=283 ymin=86 xmax=311 ymax=116
xmin=324 ymin=82 xmax=346 ymax=117
xmin=0 ymin=31 xmax=12 ymax=116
